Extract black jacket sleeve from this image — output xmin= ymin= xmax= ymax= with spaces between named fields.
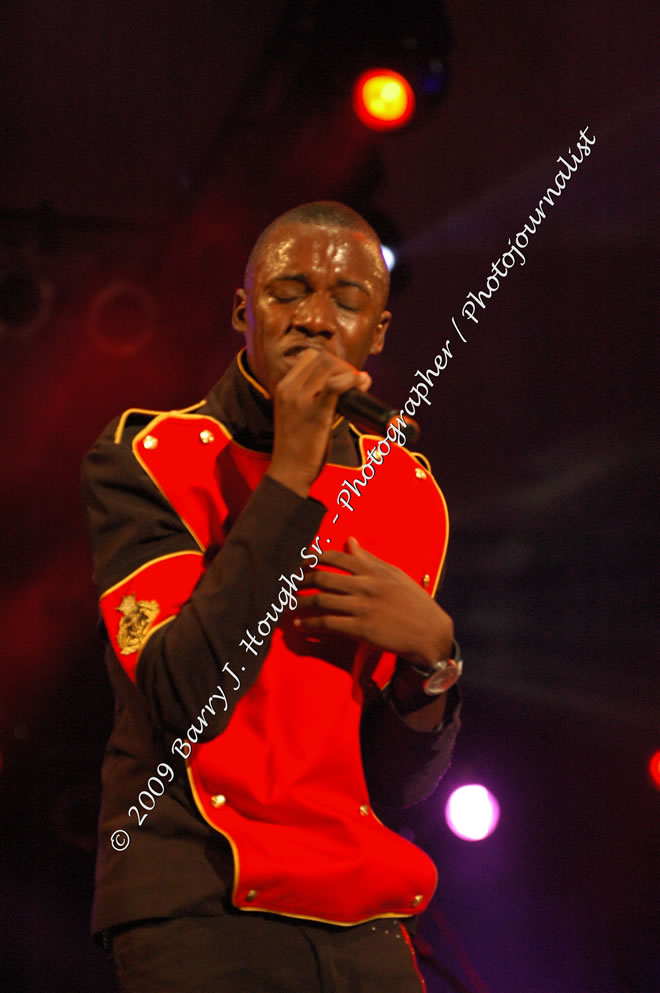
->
xmin=360 ymin=685 xmax=461 ymax=808
xmin=82 ymin=415 xmax=326 ymax=738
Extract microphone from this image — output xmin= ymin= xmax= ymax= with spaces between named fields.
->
xmin=336 ymin=389 xmax=420 ymax=446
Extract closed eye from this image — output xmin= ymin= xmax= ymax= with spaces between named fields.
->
xmin=273 ymin=292 xmax=303 ymax=302
xmin=334 ymin=286 xmax=364 ymax=311
xmin=269 ymin=277 xmax=308 ymax=303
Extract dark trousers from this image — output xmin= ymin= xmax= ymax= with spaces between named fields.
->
xmin=111 ymin=913 xmax=426 ymax=993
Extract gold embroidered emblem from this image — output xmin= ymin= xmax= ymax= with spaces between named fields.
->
xmin=116 ymin=593 xmax=159 ymax=655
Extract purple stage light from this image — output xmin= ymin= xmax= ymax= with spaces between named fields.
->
xmin=445 ymin=784 xmax=500 ymax=841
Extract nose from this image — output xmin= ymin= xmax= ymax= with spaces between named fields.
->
xmin=291 ymin=292 xmax=336 ymax=341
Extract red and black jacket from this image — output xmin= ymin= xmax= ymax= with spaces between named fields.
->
xmin=82 ymin=349 xmax=461 ymax=935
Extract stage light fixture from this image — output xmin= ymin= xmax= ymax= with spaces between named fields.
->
xmin=0 ymin=264 xmax=52 ymax=341
xmin=381 ymin=244 xmax=397 ymax=271
xmin=649 ymin=750 xmax=660 ymax=790
xmin=352 ymin=68 xmax=416 ymax=131
xmin=88 ymin=280 xmax=156 ymax=358
xmin=282 ymin=2 xmax=452 ymax=131
xmin=445 ymin=784 xmax=500 ymax=842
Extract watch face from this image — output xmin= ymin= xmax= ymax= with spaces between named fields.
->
xmin=424 ymin=660 xmax=461 ymax=695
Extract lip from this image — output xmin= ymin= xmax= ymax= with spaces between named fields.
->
xmin=283 ymin=342 xmax=325 ymax=358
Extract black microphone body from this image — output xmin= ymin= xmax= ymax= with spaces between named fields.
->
xmin=336 ymin=389 xmax=420 ymax=446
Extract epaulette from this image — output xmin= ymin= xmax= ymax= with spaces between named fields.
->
xmin=113 ymin=401 xmax=206 ymax=444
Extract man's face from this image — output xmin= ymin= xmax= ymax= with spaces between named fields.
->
xmin=232 ymin=222 xmax=391 ymax=396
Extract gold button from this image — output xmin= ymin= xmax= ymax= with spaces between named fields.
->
xmin=199 ymin=429 xmax=215 ymax=444
xmin=143 ymin=435 xmax=158 ymax=450
xmin=415 ymin=467 xmax=426 ymax=479
xmin=411 ymin=894 xmax=424 ymax=907
xmin=210 ymin=794 xmax=226 ymax=807
xmin=359 ymin=804 xmax=369 ymax=816
xmin=422 ymin=574 xmax=430 ymax=588
xmin=245 ymin=889 xmax=258 ymax=902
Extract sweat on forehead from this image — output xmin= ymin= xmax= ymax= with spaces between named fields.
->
xmin=244 ymin=201 xmax=389 ymax=293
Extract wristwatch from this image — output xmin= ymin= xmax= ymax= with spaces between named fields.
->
xmin=405 ymin=639 xmax=463 ymax=695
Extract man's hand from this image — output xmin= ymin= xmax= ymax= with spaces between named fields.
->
xmin=266 ymin=349 xmax=371 ymax=499
xmin=294 ymin=536 xmax=454 ymax=668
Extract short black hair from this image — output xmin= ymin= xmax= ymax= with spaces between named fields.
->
xmin=245 ymin=200 xmax=389 ymax=299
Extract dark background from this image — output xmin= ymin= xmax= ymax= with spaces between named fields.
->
xmin=1 ymin=2 xmax=657 ymax=991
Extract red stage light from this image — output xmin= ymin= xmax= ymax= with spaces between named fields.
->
xmin=352 ymin=68 xmax=416 ymax=131
xmin=649 ymin=750 xmax=660 ymax=790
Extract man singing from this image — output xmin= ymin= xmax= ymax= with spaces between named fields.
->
xmin=82 ymin=201 xmax=462 ymax=992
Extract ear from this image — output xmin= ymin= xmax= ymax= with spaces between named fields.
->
xmin=231 ymin=288 xmax=248 ymax=333
xmin=368 ymin=310 xmax=391 ymax=356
